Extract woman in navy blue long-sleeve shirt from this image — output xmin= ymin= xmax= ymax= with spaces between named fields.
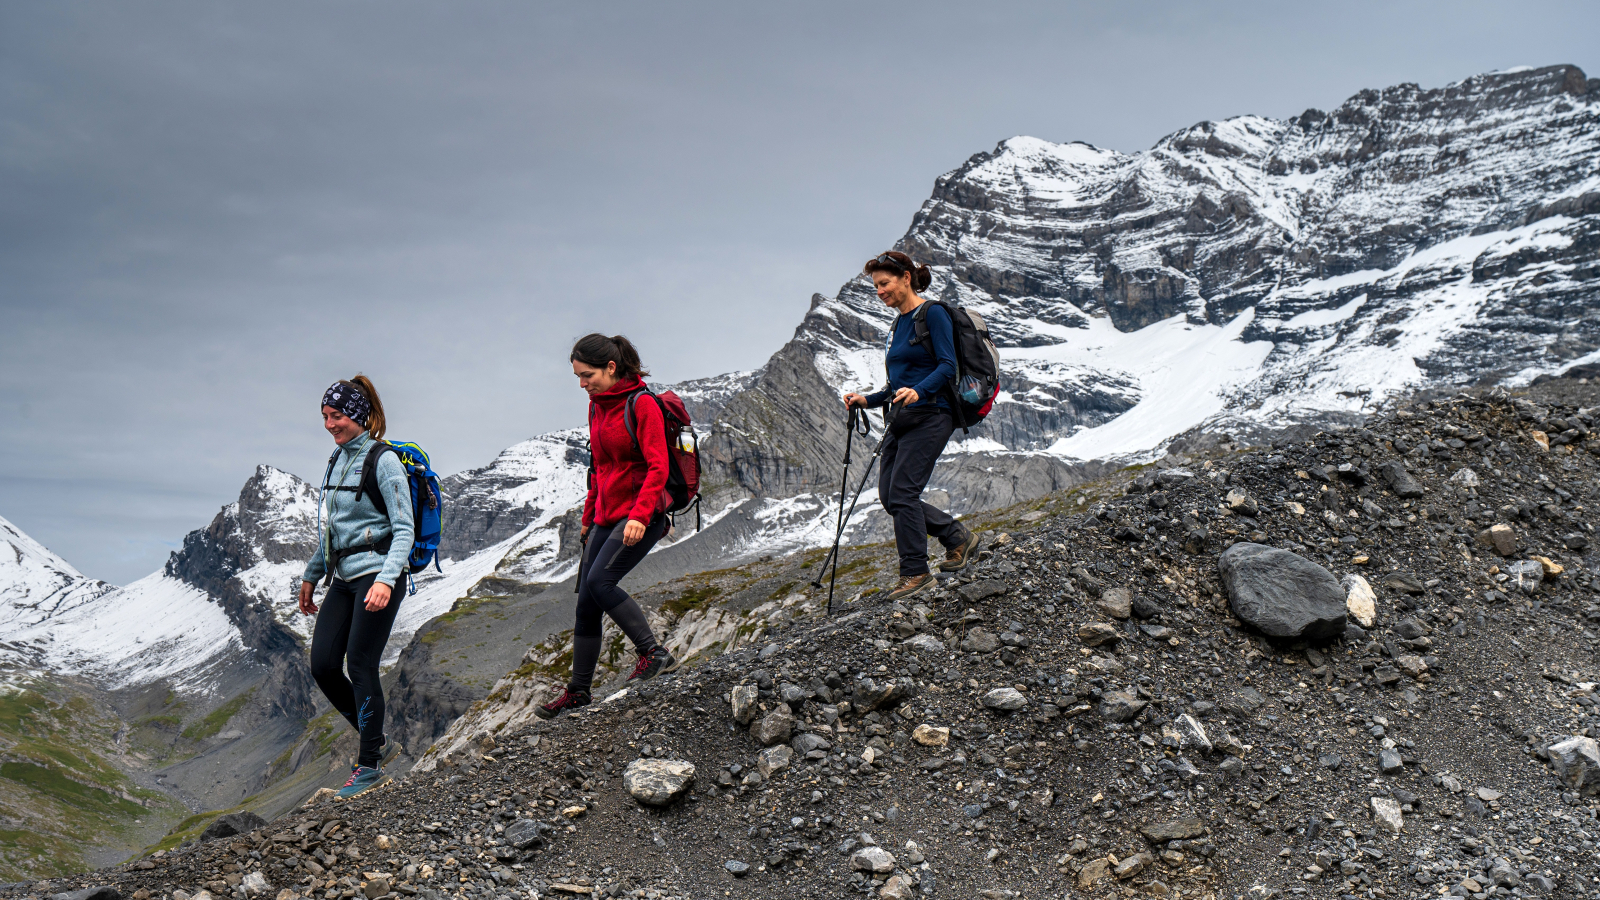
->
xmin=844 ymin=251 xmax=981 ymax=601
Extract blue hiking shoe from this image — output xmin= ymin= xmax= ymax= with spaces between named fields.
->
xmin=337 ymin=765 xmax=389 ymax=799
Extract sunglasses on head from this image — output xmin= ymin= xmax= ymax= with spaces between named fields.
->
xmin=874 ymin=252 xmax=910 ymax=271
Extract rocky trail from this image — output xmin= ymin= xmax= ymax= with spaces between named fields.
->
xmin=15 ymin=376 xmax=1600 ymax=900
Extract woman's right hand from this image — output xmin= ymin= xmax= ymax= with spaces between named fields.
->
xmin=843 ymin=392 xmax=867 ymax=410
xmin=298 ymin=581 xmax=317 ymax=615
xmin=581 ymin=524 xmax=590 ymax=542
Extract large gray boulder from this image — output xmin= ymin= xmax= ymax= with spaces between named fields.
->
xmin=200 ymin=810 xmax=268 ymax=842
xmin=1219 ymin=543 xmax=1347 ymax=641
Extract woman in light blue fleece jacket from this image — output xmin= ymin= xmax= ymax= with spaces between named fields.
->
xmin=297 ymin=374 xmax=414 ymax=799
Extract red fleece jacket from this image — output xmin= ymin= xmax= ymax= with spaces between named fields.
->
xmin=583 ymin=377 xmax=670 ymax=528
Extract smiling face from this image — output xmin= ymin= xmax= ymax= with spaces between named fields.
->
xmin=872 ymin=269 xmax=914 ymax=309
xmin=573 ymin=359 xmax=620 ymax=395
xmin=323 ymin=405 xmax=364 ymax=444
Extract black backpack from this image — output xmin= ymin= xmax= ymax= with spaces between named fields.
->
xmin=907 ymin=300 xmax=1002 ymax=431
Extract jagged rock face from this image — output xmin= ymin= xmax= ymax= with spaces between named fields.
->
xmin=437 ymin=430 xmax=590 ymax=558
xmin=164 ymin=465 xmax=320 ymax=723
xmin=705 ymin=64 xmax=1600 ymax=510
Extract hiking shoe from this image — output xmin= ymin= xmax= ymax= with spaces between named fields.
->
xmin=378 ymin=736 xmax=401 ymax=768
xmin=337 ymin=765 xmax=388 ymax=800
xmin=887 ymin=573 xmax=935 ymax=602
xmin=535 ymin=687 xmax=591 ymax=720
xmin=628 ymin=646 xmax=679 ymax=683
xmin=938 ymin=530 xmax=982 ymax=573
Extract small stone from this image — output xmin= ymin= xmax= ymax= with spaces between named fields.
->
xmin=1114 ymin=853 xmax=1152 ymax=879
xmin=1505 ymin=559 xmax=1544 ymax=594
xmin=1097 ymin=588 xmax=1132 ymax=619
xmin=957 ymin=579 xmax=1007 ymax=603
xmin=878 ymin=875 xmax=914 ymax=900
xmin=52 ymin=889 xmax=120 ymax=900
xmin=622 ymin=758 xmax=696 ymax=806
xmin=1370 ymin=796 xmax=1403 ymax=833
xmin=1545 ymin=736 xmax=1600 ymax=795
xmin=1077 ymin=858 xmax=1112 ymax=889
xmin=849 ymin=846 xmax=896 ymax=874
xmin=359 ymin=876 xmax=385 ymax=900
xmin=912 ymin=724 xmax=950 ymax=747
xmin=1341 ymin=574 xmax=1377 ymax=628
xmin=1078 ymin=623 xmax=1121 ymax=647
xmin=1531 ymin=555 xmax=1564 ymax=576
xmin=561 ymin=804 xmax=587 ymax=818
xmin=374 ymin=834 xmax=395 ymax=851
xmin=903 ymin=633 xmax=945 ymax=653
xmin=1478 ymin=523 xmax=1518 ymax=556
xmin=723 ymin=860 xmax=749 ymax=877
xmin=960 ymin=628 xmax=1000 ymax=653
xmin=1530 ymin=430 xmax=1550 ymax=450
xmin=730 ymin=684 xmax=759 ymax=725
xmin=1165 ymin=715 xmax=1211 ymax=755
xmin=504 ymin=819 xmax=544 ymax=849
xmin=1448 ymin=467 xmax=1479 ymax=487
xmin=1225 ymin=488 xmax=1259 ymax=516
xmin=1394 ymin=655 xmax=1427 ymax=678
xmin=982 ymin=688 xmax=1028 ymax=711
xmin=1475 ymin=787 xmax=1502 ymax=802
xmin=1140 ymin=819 xmax=1206 ymax=842
xmin=1379 ymin=749 xmax=1404 ymax=775
xmin=751 ymin=705 xmax=796 ymax=745
xmin=1099 ymin=690 xmax=1147 ymax=723
xmin=1380 ymin=571 xmax=1425 ymax=594
xmin=792 ymin=733 xmax=831 ymax=755
xmin=1377 ymin=460 xmax=1424 ymax=498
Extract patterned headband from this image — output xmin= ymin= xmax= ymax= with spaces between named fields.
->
xmin=322 ymin=382 xmax=371 ymax=427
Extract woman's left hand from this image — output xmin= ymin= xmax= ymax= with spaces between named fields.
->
xmin=622 ymin=519 xmax=647 ymax=546
xmin=891 ymin=387 xmax=920 ymax=406
xmin=364 ymin=581 xmax=392 ymax=612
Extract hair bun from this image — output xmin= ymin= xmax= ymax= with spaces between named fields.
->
xmin=912 ymin=264 xmax=933 ymax=292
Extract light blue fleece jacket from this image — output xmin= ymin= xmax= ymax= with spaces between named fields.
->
xmin=302 ymin=431 xmax=415 ymax=587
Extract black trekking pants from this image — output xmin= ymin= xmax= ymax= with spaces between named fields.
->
xmin=310 ymin=571 xmax=404 ymax=769
xmin=879 ymin=406 xmax=967 ymax=577
xmin=568 ymin=514 xmax=667 ymax=692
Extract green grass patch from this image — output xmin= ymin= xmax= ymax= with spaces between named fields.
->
xmin=182 ymin=688 xmax=254 ymax=741
xmin=661 ymin=582 xmax=723 ymax=617
xmin=0 ymin=762 xmax=144 ymax=817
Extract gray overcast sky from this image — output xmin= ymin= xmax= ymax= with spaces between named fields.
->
xmin=3 ymin=1 xmax=1596 ymax=584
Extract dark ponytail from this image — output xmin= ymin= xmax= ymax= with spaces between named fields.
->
xmin=570 ymin=333 xmax=648 ymax=379
xmin=863 ymin=250 xmax=932 ymax=292
xmin=346 ymin=374 xmax=387 ymax=440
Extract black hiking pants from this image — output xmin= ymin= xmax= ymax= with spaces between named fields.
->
xmin=310 ymin=571 xmax=404 ymax=769
xmin=569 ymin=513 xmax=668 ymax=692
xmin=879 ymin=406 xmax=967 ymax=577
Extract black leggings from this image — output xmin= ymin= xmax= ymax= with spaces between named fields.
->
xmin=310 ymin=571 xmax=403 ymax=769
xmin=879 ymin=406 xmax=966 ymax=576
xmin=568 ymin=515 xmax=667 ymax=692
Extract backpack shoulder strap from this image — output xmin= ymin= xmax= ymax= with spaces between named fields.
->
xmin=358 ymin=441 xmax=396 ymax=518
xmin=622 ymin=386 xmax=655 ymax=454
xmin=908 ymin=300 xmax=947 ymax=347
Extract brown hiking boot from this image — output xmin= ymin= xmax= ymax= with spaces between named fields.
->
xmin=887 ymin=573 xmax=934 ymax=602
xmin=938 ymin=530 xmax=982 ymax=573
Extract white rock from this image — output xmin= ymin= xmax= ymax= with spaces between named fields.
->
xmin=730 ymin=684 xmax=759 ymax=725
xmin=241 ymin=872 xmax=271 ymax=896
xmin=622 ymin=758 xmax=696 ymax=806
xmin=1167 ymin=713 xmax=1212 ymax=754
xmin=1546 ymin=735 xmax=1600 ymax=795
xmin=1449 ymin=467 xmax=1480 ymax=487
xmin=903 ymin=633 xmax=946 ymax=653
xmin=850 ymin=846 xmax=897 ymax=873
xmin=912 ymin=724 xmax=950 ymax=747
xmin=756 ymin=744 xmax=793 ymax=777
xmin=1370 ymin=796 xmax=1403 ymax=834
xmin=1342 ymin=574 xmax=1377 ymax=628
xmin=982 ymin=688 xmax=1028 ymax=711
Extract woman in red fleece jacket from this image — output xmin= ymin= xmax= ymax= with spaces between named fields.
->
xmin=538 ymin=333 xmax=679 ymax=718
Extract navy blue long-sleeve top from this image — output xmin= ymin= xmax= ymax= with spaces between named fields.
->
xmin=865 ymin=301 xmax=958 ymax=410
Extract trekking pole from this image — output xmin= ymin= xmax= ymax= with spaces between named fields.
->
xmin=809 ymin=405 xmax=870 ymax=597
xmin=812 ymin=401 xmax=901 ymax=616
xmin=573 ymin=531 xmax=587 ymax=594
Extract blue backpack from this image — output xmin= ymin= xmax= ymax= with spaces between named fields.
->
xmin=320 ymin=440 xmax=444 ymax=592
